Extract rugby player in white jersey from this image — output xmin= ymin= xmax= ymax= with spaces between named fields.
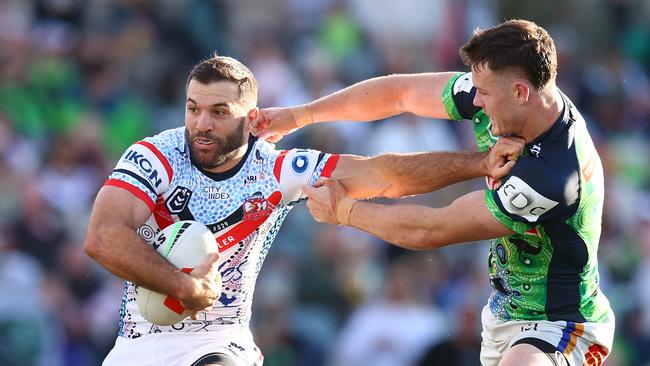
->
xmin=84 ymin=55 xmax=522 ymax=366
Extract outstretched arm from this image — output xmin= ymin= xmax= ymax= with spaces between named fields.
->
xmin=329 ymin=136 xmax=525 ymax=199
xmin=303 ymin=182 xmax=514 ymax=250
xmin=251 ymin=72 xmax=458 ymax=141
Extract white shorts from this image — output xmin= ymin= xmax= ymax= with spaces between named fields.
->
xmin=103 ymin=330 xmax=264 ymax=366
xmin=480 ymin=305 xmax=614 ymax=366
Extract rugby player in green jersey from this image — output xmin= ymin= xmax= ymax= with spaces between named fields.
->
xmin=252 ymin=19 xmax=614 ymax=366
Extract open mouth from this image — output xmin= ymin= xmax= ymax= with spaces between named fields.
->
xmin=193 ymin=137 xmax=216 ymax=149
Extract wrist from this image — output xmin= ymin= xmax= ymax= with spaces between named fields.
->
xmin=336 ymin=196 xmax=358 ymax=226
xmin=171 ymin=270 xmax=196 ymax=300
xmin=291 ymin=104 xmax=313 ymax=128
xmin=477 ymin=152 xmax=490 ymax=177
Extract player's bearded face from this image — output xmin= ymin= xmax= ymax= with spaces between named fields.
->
xmin=186 ymin=118 xmax=246 ymax=169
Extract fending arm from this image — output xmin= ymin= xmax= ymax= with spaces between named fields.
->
xmin=329 ymin=136 xmax=524 ymax=199
xmin=307 ymin=72 xmax=459 ymax=123
xmin=252 ymin=72 xmax=459 ymax=141
xmin=346 ymin=190 xmax=514 ymax=250
xmin=331 ymin=151 xmax=490 ymax=199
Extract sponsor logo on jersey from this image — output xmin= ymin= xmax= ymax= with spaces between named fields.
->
xmin=453 ymin=73 xmax=474 ymax=95
xmin=203 ymin=186 xmax=231 ymax=199
xmin=530 ymin=144 xmax=542 ymax=157
xmin=243 ymin=193 xmax=275 ymax=221
xmin=254 ymin=149 xmax=264 ymax=164
xmin=244 ymin=175 xmax=258 ymax=185
xmin=291 ymin=155 xmax=309 ymax=174
xmin=497 ymin=176 xmax=559 ymax=222
xmin=165 ymin=186 xmax=192 ymax=214
xmin=124 ymin=149 xmax=163 ymax=188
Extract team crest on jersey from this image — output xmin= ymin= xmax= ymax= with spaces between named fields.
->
xmin=165 ymin=186 xmax=192 ymax=214
xmin=243 ymin=193 xmax=275 ymax=221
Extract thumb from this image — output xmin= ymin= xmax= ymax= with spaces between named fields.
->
xmin=301 ymin=184 xmax=316 ymax=197
xmin=323 ymin=180 xmax=340 ymax=210
xmin=204 ymin=252 xmax=220 ymax=270
xmin=493 ymin=160 xmax=516 ymax=179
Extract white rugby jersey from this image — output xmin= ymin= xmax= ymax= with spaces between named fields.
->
xmin=105 ymin=127 xmax=339 ymax=339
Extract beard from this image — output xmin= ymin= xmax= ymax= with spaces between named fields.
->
xmin=186 ymin=118 xmax=247 ymax=170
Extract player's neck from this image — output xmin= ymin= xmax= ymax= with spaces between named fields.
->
xmin=204 ymin=141 xmax=250 ymax=174
xmin=521 ymin=86 xmax=563 ymax=143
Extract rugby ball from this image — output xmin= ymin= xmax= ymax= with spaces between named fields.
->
xmin=136 ymin=220 xmax=220 ymax=325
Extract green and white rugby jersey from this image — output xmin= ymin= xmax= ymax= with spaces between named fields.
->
xmin=442 ymin=72 xmax=611 ymax=322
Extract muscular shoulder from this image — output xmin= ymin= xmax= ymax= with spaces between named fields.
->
xmin=255 ymin=140 xmax=338 ymax=204
xmin=493 ymin=153 xmax=580 ymax=225
xmin=107 ymin=127 xmax=187 ymax=208
xmin=443 ymin=72 xmax=482 ymax=120
xmin=141 ymin=127 xmax=188 ymax=162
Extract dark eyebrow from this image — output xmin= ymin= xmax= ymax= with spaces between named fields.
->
xmin=186 ymin=98 xmax=230 ymax=109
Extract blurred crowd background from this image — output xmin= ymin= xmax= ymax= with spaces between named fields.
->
xmin=0 ymin=0 xmax=649 ymax=365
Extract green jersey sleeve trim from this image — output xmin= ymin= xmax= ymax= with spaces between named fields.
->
xmin=484 ymin=190 xmax=532 ymax=234
xmin=442 ymin=72 xmax=465 ymax=121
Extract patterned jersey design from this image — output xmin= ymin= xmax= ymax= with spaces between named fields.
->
xmin=442 ymin=72 xmax=611 ymax=322
xmin=105 ymin=127 xmax=339 ymax=338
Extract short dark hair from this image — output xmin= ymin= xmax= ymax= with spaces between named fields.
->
xmin=459 ymin=19 xmax=557 ymax=90
xmin=187 ymin=55 xmax=258 ymax=107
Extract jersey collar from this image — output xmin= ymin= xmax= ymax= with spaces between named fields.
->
xmin=194 ymin=135 xmax=258 ymax=182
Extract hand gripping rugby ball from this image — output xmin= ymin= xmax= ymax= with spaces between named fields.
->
xmin=136 ymin=220 xmax=220 ymax=325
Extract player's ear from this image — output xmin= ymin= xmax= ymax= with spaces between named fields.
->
xmin=513 ymin=80 xmax=530 ymax=104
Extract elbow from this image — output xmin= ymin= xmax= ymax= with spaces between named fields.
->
xmin=83 ymin=228 xmax=106 ymax=261
xmin=381 ymin=184 xmax=405 ymax=199
xmin=400 ymin=228 xmax=448 ymax=251
xmin=83 ymin=237 xmax=100 ymax=260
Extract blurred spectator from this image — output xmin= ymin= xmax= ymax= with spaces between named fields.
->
xmin=416 ymin=305 xmax=482 ymax=366
xmin=331 ymin=255 xmax=446 ymax=366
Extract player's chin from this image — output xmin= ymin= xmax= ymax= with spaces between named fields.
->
xmin=190 ymin=150 xmax=221 ymax=169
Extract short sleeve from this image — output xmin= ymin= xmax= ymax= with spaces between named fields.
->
xmin=273 ymin=149 xmax=339 ymax=204
xmin=442 ymin=72 xmax=482 ymax=121
xmin=484 ymin=158 xmax=579 ymax=234
xmin=105 ymin=140 xmax=173 ymax=211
